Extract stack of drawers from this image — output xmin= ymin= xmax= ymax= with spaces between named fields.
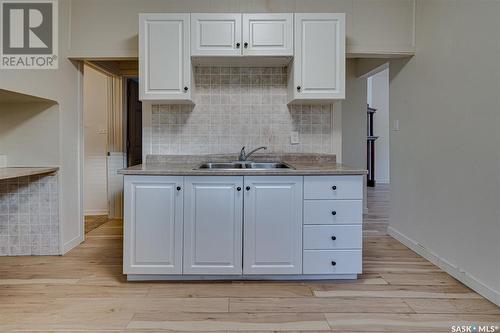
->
xmin=302 ymin=176 xmax=363 ymax=276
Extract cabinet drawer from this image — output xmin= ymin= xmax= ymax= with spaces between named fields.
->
xmin=303 ymin=250 xmax=362 ymax=275
xmin=303 ymin=225 xmax=362 ymax=250
xmin=304 ymin=176 xmax=363 ymax=199
xmin=304 ymin=200 xmax=362 ymax=225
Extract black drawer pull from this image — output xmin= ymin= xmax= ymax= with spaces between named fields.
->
xmin=176 ymin=186 xmax=181 ymax=191
xmin=236 ymin=187 xmax=241 ymax=191
xmin=331 ymin=211 xmax=337 ymax=216
xmin=332 ymin=185 xmax=337 ymax=190
xmin=246 ymin=186 xmax=251 ymax=191
xmin=331 ymin=236 xmax=336 ymax=241
xmin=331 ymin=261 xmax=337 ymax=266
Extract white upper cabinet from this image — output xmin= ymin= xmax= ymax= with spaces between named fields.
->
xmin=191 ymin=13 xmax=293 ymax=57
xmin=139 ymin=13 xmax=191 ymax=102
xmin=191 ymin=13 xmax=242 ymax=56
xmin=290 ymin=13 xmax=346 ymax=102
xmin=183 ymin=176 xmax=243 ymax=275
xmin=242 ymin=14 xmax=293 ymax=56
xmin=243 ymin=176 xmax=303 ymax=275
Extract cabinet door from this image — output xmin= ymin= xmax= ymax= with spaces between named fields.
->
xmin=191 ymin=13 xmax=242 ymax=56
xmin=243 ymin=176 xmax=303 ymax=275
xmin=242 ymin=14 xmax=293 ymax=56
xmin=123 ymin=176 xmax=183 ymax=275
xmin=292 ymin=13 xmax=345 ymax=100
xmin=184 ymin=176 xmax=243 ymax=274
xmin=139 ymin=14 xmax=191 ymax=101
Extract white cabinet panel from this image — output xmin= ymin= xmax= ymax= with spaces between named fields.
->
xmin=243 ymin=176 xmax=303 ymax=275
xmin=184 ymin=176 xmax=243 ymax=274
xmin=291 ymin=13 xmax=345 ymax=102
xmin=191 ymin=13 xmax=242 ymax=56
xmin=303 ymin=225 xmax=362 ymax=249
xmin=304 ymin=175 xmax=363 ymax=200
xmin=303 ymin=250 xmax=362 ymax=275
xmin=304 ymin=200 xmax=363 ymax=225
xmin=139 ymin=14 xmax=191 ymax=101
xmin=124 ymin=176 xmax=183 ymax=274
xmin=242 ymin=14 xmax=293 ymax=56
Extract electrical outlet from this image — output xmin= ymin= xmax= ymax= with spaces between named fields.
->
xmin=290 ymin=131 xmax=300 ymax=144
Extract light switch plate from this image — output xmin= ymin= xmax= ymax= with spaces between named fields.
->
xmin=393 ymin=120 xmax=400 ymax=131
xmin=290 ymin=131 xmax=300 ymax=144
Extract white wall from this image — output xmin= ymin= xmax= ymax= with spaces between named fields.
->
xmin=0 ymin=102 xmax=59 ymax=167
xmin=0 ymin=0 xmax=84 ymax=253
xmin=83 ymin=65 xmax=109 ymax=215
xmin=368 ymin=68 xmax=390 ymax=184
xmin=385 ymin=1 xmax=500 ymax=305
xmin=68 ymin=0 xmax=415 ymax=58
xmin=342 ymin=60 xmax=367 ymax=169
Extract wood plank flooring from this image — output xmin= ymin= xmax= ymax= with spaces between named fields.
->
xmin=0 ymin=185 xmax=498 ymax=332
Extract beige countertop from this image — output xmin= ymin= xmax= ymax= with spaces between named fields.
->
xmin=118 ymin=154 xmax=366 ymax=176
xmin=0 ymin=167 xmax=59 ymax=181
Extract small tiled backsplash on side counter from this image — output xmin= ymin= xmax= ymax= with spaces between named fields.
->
xmin=0 ymin=174 xmax=59 ymax=256
xmin=151 ymin=66 xmax=338 ymax=155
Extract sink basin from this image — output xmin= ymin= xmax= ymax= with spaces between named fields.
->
xmin=196 ymin=162 xmax=294 ymax=170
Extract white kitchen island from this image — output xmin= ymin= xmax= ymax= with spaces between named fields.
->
xmin=119 ymin=154 xmax=366 ymax=281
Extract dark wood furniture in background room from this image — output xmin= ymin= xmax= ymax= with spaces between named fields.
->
xmin=367 ymin=105 xmax=379 ymax=187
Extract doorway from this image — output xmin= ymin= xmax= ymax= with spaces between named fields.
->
xmin=126 ymin=78 xmax=142 ymax=167
xmin=81 ymin=60 xmax=140 ymax=236
xmin=366 ymin=67 xmax=390 ymax=187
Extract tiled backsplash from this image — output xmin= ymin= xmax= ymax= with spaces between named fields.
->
xmin=151 ymin=67 xmax=337 ymax=155
xmin=0 ymin=174 xmax=59 ymax=256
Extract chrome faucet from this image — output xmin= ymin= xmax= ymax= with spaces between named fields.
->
xmin=238 ymin=146 xmax=267 ymax=161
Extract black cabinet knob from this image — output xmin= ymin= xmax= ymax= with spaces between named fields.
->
xmin=184 ymin=86 xmax=188 ymax=91
xmin=246 ymin=186 xmax=251 ymax=191
xmin=331 ymin=261 xmax=337 ymax=266
xmin=297 ymin=86 xmax=301 ymax=91
xmin=332 ymin=185 xmax=337 ymax=190
xmin=236 ymin=42 xmax=240 ymax=48
xmin=244 ymin=42 xmax=248 ymax=48
xmin=331 ymin=235 xmax=337 ymax=241
xmin=237 ymin=187 xmax=242 ymax=191
xmin=176 ymin=186 xmax=181 ymax=191
xmin=331 ymin=211 xmax=337 ymax=216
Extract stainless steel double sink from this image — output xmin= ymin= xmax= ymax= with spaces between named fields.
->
xmin=195 ymin=162 xmax=294 ymax=170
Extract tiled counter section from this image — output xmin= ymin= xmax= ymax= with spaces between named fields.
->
xmin=0 ymin=169 xmax=59 ymax=256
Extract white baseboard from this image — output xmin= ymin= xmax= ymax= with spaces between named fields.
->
xmin=62 ymin=234 xmax=84 ymax=255
xmin=84 ymin=210 xmax=109 ymax=216
xmin=376 ymin=179 xmax=390 ymax=184
xmin=388 ymin=226 xmax=500 ymax=306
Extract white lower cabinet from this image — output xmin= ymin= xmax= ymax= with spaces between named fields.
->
xmin=183 ymin=176 xmax=243 ymax=274
xmin=124 ymin=174 xmax=363 ymax=279
xmin=303 ymin=250 xmax=362 ymax=275
xmin=302 ymin=176 xmax=363 ymax=276
xmin=243 ymin=176 xmax=303 ymax=275
xmin=124 ymin=176 xmax=183 ymax=274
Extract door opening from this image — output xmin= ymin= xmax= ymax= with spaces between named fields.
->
xmin=126 ymin=78 xmax=142 ymax=167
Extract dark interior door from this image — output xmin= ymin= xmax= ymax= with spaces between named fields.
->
xmin=127 ymin=79 xmax=142 ymax=167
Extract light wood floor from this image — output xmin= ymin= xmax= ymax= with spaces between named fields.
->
xmin=0 ymin=185 xmax=498 ymax=332
xmin=85 ymin=215 xmax=110 ymax=234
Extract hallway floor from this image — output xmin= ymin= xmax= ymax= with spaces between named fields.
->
xmin=0 ymin=185 xmax=498 ymax=332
